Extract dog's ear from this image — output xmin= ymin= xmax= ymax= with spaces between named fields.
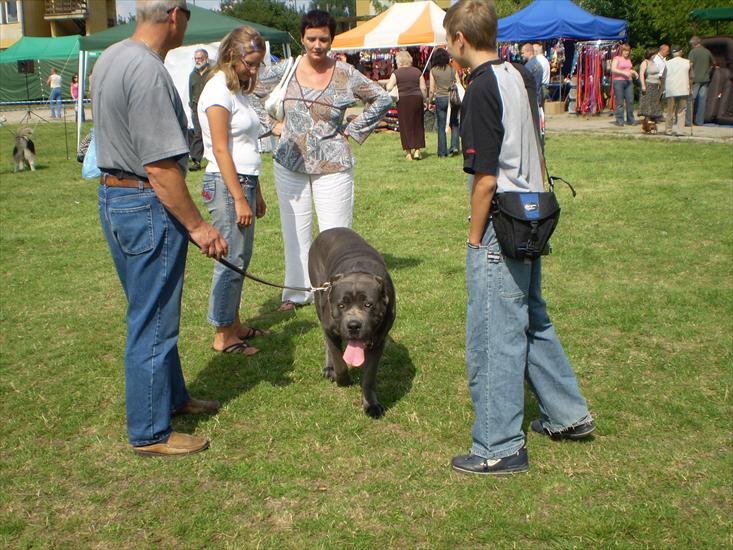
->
xmin=372 ymin=275 xmax=390 ymax=305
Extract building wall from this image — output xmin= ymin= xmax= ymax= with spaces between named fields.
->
xmin=0 ymin=0 xmax=116 ymax=49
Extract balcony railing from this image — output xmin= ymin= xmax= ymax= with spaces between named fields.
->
xmin=44 ymin=0 xmax=88 ymax=19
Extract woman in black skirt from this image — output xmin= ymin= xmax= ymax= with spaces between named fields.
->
xmin=386 ymin=50 xmax=427 ymax=160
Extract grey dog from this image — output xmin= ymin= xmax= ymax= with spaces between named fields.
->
xmin=308 ymin=228 xmax=396 ymax=418
xmin=13 ymin=127 xmax=36 ymax=172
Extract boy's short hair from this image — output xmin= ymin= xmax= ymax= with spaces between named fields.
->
xmin=444 ymin=0 xmax=497 ymax=51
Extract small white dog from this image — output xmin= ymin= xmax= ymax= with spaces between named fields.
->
xmin=13 ymin=127 xmax=36 ymax=172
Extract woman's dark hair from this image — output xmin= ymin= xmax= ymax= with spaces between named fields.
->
xmin=644 ymin=47 xmax=658 ymax=60
xmin=300 ymin=10 xmax=336 ymax=39
xmin=432 ymin=48 xmax=450 ymax=68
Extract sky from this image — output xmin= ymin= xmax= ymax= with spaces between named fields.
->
xmin=116 ymin=0 xmax=312 ymax=19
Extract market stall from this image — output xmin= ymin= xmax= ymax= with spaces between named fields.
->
xmin=76 ymin=5 xmax=290 ymax=146
xmin=331 ymin=1 xmax=449 ymax=132
xmin=497 ymin=0 xmax=627 ymax=115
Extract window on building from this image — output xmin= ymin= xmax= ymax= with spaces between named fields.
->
xmin=2 ymin=1 xmax=20 ymax=24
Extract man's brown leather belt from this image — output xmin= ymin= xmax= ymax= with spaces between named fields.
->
xmin=100 ymin=173 xmax=152 ymax=189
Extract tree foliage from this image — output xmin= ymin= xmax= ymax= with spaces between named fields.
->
xmin=220 ymin=0 xmax=304 ymax=54
xmin=578 ymin=0 xmax=730 ymax=49
xmin=310 ymin=0 xmax=355 ymax=17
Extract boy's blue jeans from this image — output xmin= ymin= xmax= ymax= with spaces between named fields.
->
xmin=434 ymin=96 xmax=460 ymax=156
xmin=201 ymin=172 xmax=257 ymax=327
xmin=98 ymin=183 xmax=190 ymax=446
xmin=465 ymin=221 xmax=592 ymax=459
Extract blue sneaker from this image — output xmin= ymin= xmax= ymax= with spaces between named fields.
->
xmin=451 ymin=447 xmax=528 ymax=475
xmin=531 ymin=419 xmax=595 ymax=440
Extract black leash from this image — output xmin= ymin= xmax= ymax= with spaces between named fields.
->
xmin=189 ymin=240 xmax=330 ymax=293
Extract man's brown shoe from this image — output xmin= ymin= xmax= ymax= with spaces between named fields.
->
xmin=133 ymin=432 xmax=209 ymax=457
xmin=173 ymin=397 xmax=221 ymax=416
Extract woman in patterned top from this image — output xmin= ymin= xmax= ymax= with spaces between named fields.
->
xmin=255 ymin=10 xmax=391 ymax=311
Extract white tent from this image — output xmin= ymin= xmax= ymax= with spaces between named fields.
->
xmin=332 ymin=1 xmax=446 ymax=51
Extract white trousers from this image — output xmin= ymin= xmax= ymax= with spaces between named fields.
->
xmin=274 ymin=162 xmax=354 ymax=304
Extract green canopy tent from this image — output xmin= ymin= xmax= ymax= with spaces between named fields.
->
xmin=689 ymin=7 xmax=733 ymax=34
xmin=74 ymin=5 xmax=292 ymax=146
xmin=78 ymin=4 xmax=290 ymax=50
xmin=0 ymin=35 xmax=89 ymax=103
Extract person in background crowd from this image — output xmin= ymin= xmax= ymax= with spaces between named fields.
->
xmin=429 ymin=47 xmax=461 ymax=157
xmin=663 ymin=45 xmax=691 ymax=136
xmin=254 ymin=10 xmax=390 ymax=312
xmin=70 ymin=73 xmax=85 ymax=122
xmin=687 ymin=35 xmax=715 ymax=126
xmin=610 ymin=44 xmax=638 ymax=127
xmin=47 ymin=68 xmax=62 ymax=119
xmin=189 ymin=48 xmax=212 ymax=171
xmin=521 ymin=43 xmax=543 ymax=109
xmin=444 ymin=0 xmax=594 ymax=477
xmin=198 ymin=27 xmax=269 ymax=356
xmin=533 ymin=43 xmax=550 ymax=106
xmin=638 ymin=47 xmax=663 ymax=124
xmin=653 ymin=44 xmax=669 ymax=77
xmin=386 ymin=50 xmax=427 ymax=161
xmin=93 ymin=0 xmax=227 ymax=458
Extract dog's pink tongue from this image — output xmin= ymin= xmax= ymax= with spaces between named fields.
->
xmin=343 ymin=341 xmax=366 ymax=367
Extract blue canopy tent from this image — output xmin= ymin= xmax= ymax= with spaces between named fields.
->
xmin=497 ymin=0 xmax=627 ymax=42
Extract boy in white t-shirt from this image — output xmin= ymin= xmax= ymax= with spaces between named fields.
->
xmin=198 ymin=27 xmax=269 ymax=356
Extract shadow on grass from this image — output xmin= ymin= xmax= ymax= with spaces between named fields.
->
xmin=179 ymin=312 xmax=318 ymax=432
xmin=381 ymin=253 xmax=423 ymax=272
xmin=346 ymin=335 xmax=416 ymax=415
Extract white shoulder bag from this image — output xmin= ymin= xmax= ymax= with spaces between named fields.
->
xmin=265 ymin=56 xmax=300 ymax=121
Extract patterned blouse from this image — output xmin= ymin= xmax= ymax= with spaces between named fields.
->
xmin=254 ymin=60 xmax=391 ymax=175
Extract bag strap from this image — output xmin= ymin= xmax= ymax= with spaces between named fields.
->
xmin=510 ymin=61 xmax=576 ymax=198
xmin=284 ymin=55 xmax=300 ymax=89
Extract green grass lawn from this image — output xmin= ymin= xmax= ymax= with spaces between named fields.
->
xmin=0 ymin=121 xmax=731 ymax=548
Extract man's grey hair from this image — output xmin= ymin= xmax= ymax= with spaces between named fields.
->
xmin=137 ymin=0 xmax=187 ymax=24
xmin=689 ymin=35 xmax=701 ymax=47
xmin=194 ymin=48 xmax=209 ymax=58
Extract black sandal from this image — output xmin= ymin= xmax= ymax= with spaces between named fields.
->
xmin=217 ymin=341 xmax=258 ymax=356
xmin=239 ymin=327 xmax=269 ymax=340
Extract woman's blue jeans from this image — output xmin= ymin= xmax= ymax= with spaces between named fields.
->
xmin=201 ymin=172 xmax=257 ymax=327
xmin=49 ymin=87 xmax=62 ymax=118
xmin=434 ymin=95 xmax=460 ymax=156
xmin=613 ymin=79 xmax=635 ymax=124
xmin=98 ymin=183 xmax=190 ymax=446
xmin=465 ymin=221 xmax=592 ymax=459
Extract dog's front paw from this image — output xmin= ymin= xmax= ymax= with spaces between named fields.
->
xmin=335 ymin=372 xmax=352 ymax=387
xmin=322 ymin=365 xmax=336 ymax=382
xmin=363 ymin=401 xmax=384 ymax=418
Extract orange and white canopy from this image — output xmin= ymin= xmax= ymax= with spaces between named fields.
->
xmin=332 ymin=1 xmax=447 ymax=51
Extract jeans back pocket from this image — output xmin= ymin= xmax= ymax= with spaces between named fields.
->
xmin=109 ymin=204 xmax=154 ymax=255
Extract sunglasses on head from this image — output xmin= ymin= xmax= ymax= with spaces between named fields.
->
xmin=167 ymin=5 xmax=191 ymax=21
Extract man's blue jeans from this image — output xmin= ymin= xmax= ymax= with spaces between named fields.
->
xmin=465 ymin=221 xmax=592 ymax=459
xmin=434 ymin=96 xmax=460 ymax=157
xmin=201 ymin=172 xmax=257 ymax=326
xmin=49 ymin=87 xmax=62 ymax=118
xmin=613 ymin=79 xmax=635 ymax=125
xmin=98 ymin=183 xmax=190 ymax=446
xmin=689 ymin=82 xmax=709 ymax=126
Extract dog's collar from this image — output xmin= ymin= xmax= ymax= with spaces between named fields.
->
xmin=312 ymin=281 xmax=332 ymax=293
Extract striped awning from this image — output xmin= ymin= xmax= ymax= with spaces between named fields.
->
xmin=332 ymin=1 xmax=447 ymax=51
